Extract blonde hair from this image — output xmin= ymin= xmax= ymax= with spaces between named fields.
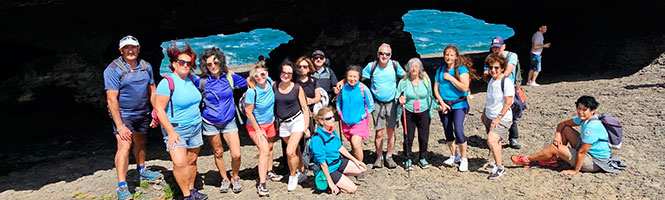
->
xmin=249 ymin=63 xmax=268 ymax=82
xmin=315 ymin=107 xmax=334 ymax=126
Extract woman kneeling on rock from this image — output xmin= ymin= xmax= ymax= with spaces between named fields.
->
xmin=511 ymin=96 xmax=627 ymax=175
xmin=310 ymin=107 xmax=367 ymax=194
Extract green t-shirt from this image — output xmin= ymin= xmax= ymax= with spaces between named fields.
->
xmin=397 ymin=77 xmax=432 ymax=113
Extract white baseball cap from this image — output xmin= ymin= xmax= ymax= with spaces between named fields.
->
xmin=119 ymin=35 xmax=140 ymax=48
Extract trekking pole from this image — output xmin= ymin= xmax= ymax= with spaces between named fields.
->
xmin=401 ymin=103 xmax=409 ymax=178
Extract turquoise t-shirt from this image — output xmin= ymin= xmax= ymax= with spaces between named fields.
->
xmin=156 ymin=73 xmax=202 ymax=126
xmin=484 ymin=51 xmax=518 ymax=83
xmin=397 ymin=77 xmax=432 ymax=113
xmin=362 ymin=60 xmax=406 ymax=102
xmin=434 ymin=65 xmax=469 ymax=109
xmin=244 ymin=82 xmax=275 ymax=125
xmin=573 ymin=115 xmax=611 ymax=159
xmin=310 ymin=126 xmax=343 ymax=174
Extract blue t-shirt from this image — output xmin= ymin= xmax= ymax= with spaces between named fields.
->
xmin=574 ymin=115 xmax=611 ymax=159
xmin=196 ymin=73 xmax=247 ymax=125
xmin=244 ymin=81 xmax=275 ymax=125
xmin=103 ymin=57 xmax=155 ymax=117
xmin=156 ymin=73 xmax=202 ymax=126
xmin=484 ymin=51 xmax=518 ymax=83
xmin=337 ymin=83 xmax=374 ymax=125
xmin=434 ymin=65 xmax=469 ymax=109
xmin=362 ymin=60 xmax=405 ymax=102
xmin=310 ymin=126 xmax=343 ymax=174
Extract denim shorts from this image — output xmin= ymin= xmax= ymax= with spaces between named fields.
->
xmin=530 ymin=53 xmax=542 ymax=72
xmin=202 ymin=119 xmax=239 ymax=136
xmin=161 ymin=121 xmax=203 ymax=151
xmin=112 ymin=115 xmax=150 ymax=135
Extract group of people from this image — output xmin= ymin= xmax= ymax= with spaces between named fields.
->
xmin=104 ymin=24 xmax=624 ymax=200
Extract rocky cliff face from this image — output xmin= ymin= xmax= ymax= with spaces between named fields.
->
xmin=1 ymin=0 xmax=664 ymax=138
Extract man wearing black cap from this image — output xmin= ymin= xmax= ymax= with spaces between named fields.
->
xmin=310 ymin=50 xmax=338 ymax=98
xmin=483 ymin=36 xmax=522 ymax=149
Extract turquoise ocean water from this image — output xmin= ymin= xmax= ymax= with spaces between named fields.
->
xmin=159 ymin=10 xmax=513 ymax=74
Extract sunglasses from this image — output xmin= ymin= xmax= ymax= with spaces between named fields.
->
xmin=253 ymin=71 xmax=268 ymax=78
xmin=378 ymin=52 xmax=391 ymax=56
xmin=206 ymin=62 xmax=220 ymax=67
xmin=298 ymin=65 xmax=309 ymax=69
xmin=177 ymin=59 xmax=194 ymax=67
xmin=489 ymin=66 xmax=501 ymax=70
xmin=313 ymin=56 xmax=324 ymax=60
xmin=281 ymin=72 xmax=293 ymax=76
xmin=322 ymin=116 xmax=335 ymax=121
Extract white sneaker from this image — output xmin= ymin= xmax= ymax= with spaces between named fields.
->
xmin=531 ymin=82 xmax=541 ymax=86
xmin=458 ymin=158 xmax=469 ymax=172
xmin=443 ymin=155 xmax=460 ymax=166
xmin=526 ymin=82 xmax=533 ymax=86
xmin=296 ymin=171 xmax=307 ymax=183
xmin=287 ymin=176 xmax=297 ymax=191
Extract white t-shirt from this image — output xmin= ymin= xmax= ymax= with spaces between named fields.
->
xmin=485 ymin=77 xmax=514 ymax=122
xmin=531 ymin=32 xmax=544 ymax=54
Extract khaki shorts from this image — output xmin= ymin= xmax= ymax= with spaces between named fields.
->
xmin=482 ymin=114 xmax=512 ymax=141
xmin=372 ymin=100 xmax=398 ymax=130
xmin=568 ymin=148 xmax=601 ymax=172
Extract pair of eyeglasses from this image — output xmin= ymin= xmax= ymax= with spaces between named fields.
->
xmin=177 ymin=59 xmax=193 ymax=67
xmin=489 ymin=66 xmax=501 ymax=70
xmin=206 ymin=62 xmax=220 ymax=67
xmin=253 ymin=71 xmax=268 ymax=78
xmin=298 ymin=65 xmax=309 ymax=69
xmin=120 ymin=36 xmax=137 ymax=41
xmin=379 ymin=52 xmax=391 ymax=56
xmin=281 ymin=72 xmax=293 ymax=76
xmin=313 ymin=56 xmax=324 ymax=60
xmin=322 ymin=116 xmax=334 ymax=121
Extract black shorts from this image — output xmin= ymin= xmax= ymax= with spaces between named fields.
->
xmin=329 ymin=158 xmax=349 ymax=184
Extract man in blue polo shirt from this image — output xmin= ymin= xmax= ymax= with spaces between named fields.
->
xmin=103 ymin=35 xmax=161 ymax=200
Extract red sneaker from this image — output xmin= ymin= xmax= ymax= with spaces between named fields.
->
xmin=537 ymin=155 xmax=560 ymax=167
xmin=511 ymin=155 xmax=531 ymax=167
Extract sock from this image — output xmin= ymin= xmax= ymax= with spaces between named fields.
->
xmin=498 ymin=165 xmax=505 ymax=170
xmin=118 ymin=181 xmax=127 ymax=188
xmin=137 ymin=165 xmax=145 ymax=172
xmin=386 ymin=154 xmax=392 ymax=159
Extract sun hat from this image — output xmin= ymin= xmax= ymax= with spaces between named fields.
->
xmin=119 ymin=35 xmax=140 ymax=48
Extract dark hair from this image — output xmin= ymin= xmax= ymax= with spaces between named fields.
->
xmin=443 ymin=45 xmax=480 ymax=80
xmin=166 ymin=41 xmax=197 ymax=71
xmin=258 ymin=55 xmax=265 ymax=61
xmin=198 ymin=47 xmax=227 ymax=78
xmin=484 ymin=53 xmax=507 ymax=70
xmin=295 ymin=56 xmax=315 ymax=76
xmin=279 ymin=58 xmax=295 ymax=82
xmin=575 ymin=96 xmax=599 ymax=111
xmin=346 ymin=64 xmax=362 ymax=75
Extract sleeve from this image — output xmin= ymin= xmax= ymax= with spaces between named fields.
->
xmin=232 ymin=74 xmax=248 ymax=88
xmin=363 ymin=84 xmax=375 ymax=113
xmin=532 ymin=33 xmax=537 ymax=43
xmin=508 ymin=53 xmax=518 ymax=66
xmin=310 ymin=137 xmax=327 ymax=165
xmin=503 ymin=79 xmax=515 ymax=97
xmin=103 ymin=66 xmax=121 ymax=90
xmin=362 ymin=63 xmax=372 ymax=79
xmin=434 ymin=67 xmax=441 ymax=83
xmin=146 ymin=62 xmax=155 ymax=85
xmin=395 ymin=61 xmax=406 ymax=77
xmin=156 ymin=79 xmax=170 ymax=96
xmin=244 ymin=89 xmax=256 ymax=104
xmin=329 ymin=68 xmax=338 ymax=85
xmin=581 ymin=122 xmax=602 ymax=144
xmin=572 ymin=117 xmax=581 ymax=125
xmin=459 ymin=66 xmax=470 ymax=74
xmin=396 ymin=79 xmax=406 ymax=97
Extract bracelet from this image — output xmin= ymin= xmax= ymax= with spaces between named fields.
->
xmin=117 ymin=125 xmax=125 ymax=132
xmin=497 ymin=113 xmax=504 ymax=117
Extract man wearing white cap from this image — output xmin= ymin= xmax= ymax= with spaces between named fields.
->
xmin=103 ymin=35 xmax=161 ymax=200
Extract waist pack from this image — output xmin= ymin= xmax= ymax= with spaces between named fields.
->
xmin=590 ymin=114 xmax=623 ymax=149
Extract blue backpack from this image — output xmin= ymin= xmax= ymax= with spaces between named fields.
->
xmin=590 ymin=114 xmax=623 ymax=149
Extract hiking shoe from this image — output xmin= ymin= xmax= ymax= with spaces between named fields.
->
xmin=385 ymin=156 xmax=397 ymax=169
xmin=287 ymin=176 xmax=298 ymax=191
xmin=190 ymin=188 xmax=208 ymax=200
xmin=488 ymin=166 xmax=506 ymax=180
xmin=511 ymin=155 xmax=532 ymax=167
xmin=257 ymin=183 xmax=269 ymax=197
xmin=405 ymin=159 xmax=414 ymax=171
xmin=116 ymin=185 xmax=133 ymax=200
xmin=373 ymin=156 xmax=384 ymax=168
xmin=231 ymin=177 xmax=242 ymax=193
xmin=139 ymin=168 xmax=162 ymax=182
xmin=458 ymin=158 xmax=468 ymax=172
xmin=219 ymin=179 xmax=231 ymax=193
xmin=356 ymin=172 xmax=366 ymax=182
xmin=182 ymin=196 xmax=194 ymax=200
xmin=537 ymin=155 xmax=560 ymax=168
xmin=418 ymin=158 xmax=430 ymax=169
xmin=443 ymin=155 xmax=461 ymax=167
xmin=509 ymin=138 xmax=522 ymax=149
xmin=485 ymin=161 xmax=496 ymax=170
xmin=267 ymin=170 xmax=283 ymax=182
xmin=296 ymin=171 xmax=307 ymax=183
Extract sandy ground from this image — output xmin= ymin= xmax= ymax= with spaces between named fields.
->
xmin=1 ymin=54 xmax=664 ymax=199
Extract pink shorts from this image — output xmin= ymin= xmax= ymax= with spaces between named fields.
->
xmin=341 ymin=117 xmax=370 ymax=141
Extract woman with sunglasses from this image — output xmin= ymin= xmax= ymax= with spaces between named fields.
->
xmin=275 ymin=59 xmax=310 ymax=191
xmin=154 ymin=41 xmax=207 ymax=200
xmin=244 ymin=64 xmax=279 ymax=197
xmin=196 ymin=47 xmax=247 ymax=193
xmin=295 ymin=56 xmax=323 ymax=136
xmin=336 ymin=65 xmax=374 ymax=181
xmin=482 ymin=53 xmax=514 ymax=180
xmin=310 ymin=107 xmax=367 ymax=195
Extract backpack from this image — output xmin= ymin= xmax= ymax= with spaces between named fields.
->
xmin=151 ymin=74 xmax=196 ymax=124
xmin=590 ymin=114 xmax=623 ymax=149
xmin=112 ymin=57 xmax=150 ymax=83
xmin=198 ymin=73 xmax=244 ymax=125
xmin=238 ymin=79 xmax=273 ymax=116
xmin=501 ymin=76 xmax=527 ymax=119
xmin=506 ymin=52 xmax=523 ymax=87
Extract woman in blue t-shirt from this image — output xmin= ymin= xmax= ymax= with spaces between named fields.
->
xmin=310 ymin=107 xmax=367 ymax=194
xmin=153 ymin=42 xmax=207 ymax=200
xmin=511 ymin=96 xmax=624 ymax=175
xmin=196 ymin=47 xmax=247 ymax=193
xmin=433 ymin=45 xmax=480 ymax=172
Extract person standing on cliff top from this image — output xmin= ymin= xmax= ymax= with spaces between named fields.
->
xmin=483 ymin=37 xmax=522 ymax=149
xmin=103 ymin=35 xmax=162 ymax=200
xmin=527 ymin=25 xmax=551 ymax=86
